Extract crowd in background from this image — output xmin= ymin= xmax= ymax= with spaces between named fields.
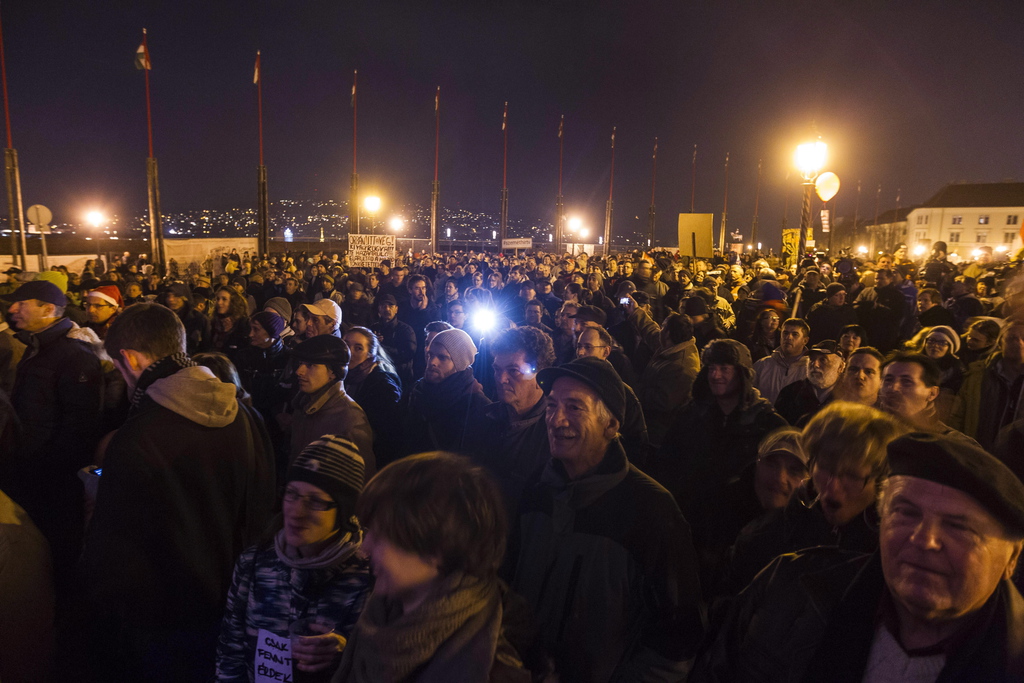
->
xmin=0 ymin=237 xmax=1023 ymax=682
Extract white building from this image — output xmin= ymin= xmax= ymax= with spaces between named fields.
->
xmin=904 ymin=182 xmax=1024 ymax=259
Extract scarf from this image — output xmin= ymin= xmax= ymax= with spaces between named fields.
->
xmin=334 ymin=573 xmax=502 ymax=683
xmin=130 ymin=352 xmax=196 ymax=410
xmin=412 ymin=368 xmax=479 ymax=422
xmin=273 ymin=527 xmax=362 ymax=570
xmin=345 ymin=358 xmax=377 ymax=389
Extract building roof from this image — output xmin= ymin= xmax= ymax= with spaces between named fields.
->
xmin=921 ymin=182 xmax=1024 ymax=208
xmin=863 ymin=206 xmax=914 ymax=227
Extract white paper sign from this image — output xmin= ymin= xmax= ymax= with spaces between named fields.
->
xmin=255 ymin=628 xmax=293 ymax=682
xmin=348 ymin=234 xmax=397 ymax=268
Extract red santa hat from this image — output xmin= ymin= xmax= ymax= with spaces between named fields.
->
xmin=87 ymin=285 xmax=124 ymax=309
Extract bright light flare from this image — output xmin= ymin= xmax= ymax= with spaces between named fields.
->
xmin=996 ymin=245 xmax=1008 ymax=253
xmin=579 ymin=228 xmax=590 ymax=239
xmin=86 ymin=211 xmax=105 ymax=228
xmin=913 ymin=244 xmax=927 ymax=256
xmin=794 ymin=140 xmax=827 ymax=177
xmin=567 ymin=216 xmax=582 ymax=232
xmin=971 ymin=249 xmax=982 ymax=258
xmin=857 ymin=245 xmax=868 ymax=255
xmin=473 ymin=309 xmax=497 ymax=333
xmin=388 ymin=216 xmax=405 ymax=232
xmin=364 ymin=195 xmax=382 ymax=213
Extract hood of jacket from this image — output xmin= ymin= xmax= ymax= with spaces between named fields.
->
xmin=146 ymin=365 xmax=239 ymax=427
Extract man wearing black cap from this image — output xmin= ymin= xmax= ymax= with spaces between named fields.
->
xmin=774 ymin=340 xmax=845 ymax=426
xmin=806 ymin=282 xmax=857 ymax=345
xmin=693 ymin=432 xmax=1024 ymax=681
xmin=507 ymin=356 xmax=705 ymax=681
xmin=2 ymin=280 xmax=103 ymax=596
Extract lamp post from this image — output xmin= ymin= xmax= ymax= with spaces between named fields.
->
xmin=794 ymin=139 xmax=827 ymax=259
xmin=364 ymin=195 xmax=381 ymax=235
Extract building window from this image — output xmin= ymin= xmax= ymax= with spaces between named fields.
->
xmin=916 ymin=215 xmax=922 ymax=224
xmin=951 ymin=216 xmax=962 ymax=225
xmin=977 ymin=232 xmax=988 ymax=243
xmin=924 ymin=215 xmax=929 ymax=224
xmin=979 ymin=216 xmax=990 ymax=224
xmin=1008 ymin=215 xmax=1019 ymax=225
xmin=949 ymin=231 xmax=960 ymax=243
xmin=915 ymin=230 xmax=927 ymax=241
xmin=1006 ymin=232 xmax=1017 ymax=244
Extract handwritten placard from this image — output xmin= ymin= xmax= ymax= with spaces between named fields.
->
xmin=255 ymin=628 xmax=293 ymax=682
xmin=349 ymin=234 xmax=397 ymax=268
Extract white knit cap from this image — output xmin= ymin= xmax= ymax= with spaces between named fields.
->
xmin=429 ymin=328 xmax=478 ymax=372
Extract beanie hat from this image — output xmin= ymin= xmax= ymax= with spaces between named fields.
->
xmin=926 ymin=325 xmax=960 ymax=354
xmin=683 ymin=296 xmax=709 ymax=317
xmin=429 ymin=328 xmax=478 ymax=372
xmin=760 ymin=281 xmax=787 ymax=303
xmin=251 ymin=310 xmax=285 ymax=340
xmin=87 ymin=285 xmax=124 ymax=309
xmin=264 ymin=296 xmax=292 ymax=323
xmin=288 ymin=435 xmax=364 ymax=531
xmin=826 ymin=282 xmax=846 ymax=298
xmin=35 ymin=270 xmax=68 ymax=293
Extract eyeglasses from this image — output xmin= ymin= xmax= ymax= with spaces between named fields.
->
xmin=282 ymin=488 xmax=337 ymax=512
xmin=576 ymin=344 xmax=608 ymax=352
xmin=85 ymin=303 xmax=115 ymax=310
xmin=924 ymin=338 xmax=950 ymax=347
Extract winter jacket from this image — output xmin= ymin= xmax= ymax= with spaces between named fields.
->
xmin=854 ymin=283 xmax=905 ymax=352
xmin=950 ymin=353 xmax=1024 ymax=451
xmin=80 ymin=365 xmax=276 ymax=676
xmin=650 ymin=368 xmax=786 ymax=593
xmin=752 ymin=349 xmax=809 ymax=404
xmin=404 ymin=368 xmax=491 ymax=456
xmin=4 ymin=317 xmax=102 ymax=574
xmin=371 ymin=317 xmax=417 ymax=389
xmin=692 ymin=550 xmax=1024 ymax=682
xmin=805 ymin=301 xmax=857 ymax=345
xmin=608 ymin=307 xmax=662 ymax=378
xmin=506 ymin=441 xmax=706 ymax=682
xmin=719 ymin=484 xmax=880 ymax=598
xmin=161 ymin=284 xmax=211 ymax=354
xmin=464 ymin=398 xmax=550 ymax=521
xmin=637 ymin=339 xmax=700 ymax=448
xmin=344 ymin=362 xmax=404 ymax=468
xmin=774 ymin=378 xmax=833 ymax=426
xmin=215 ymin=537 xmax=371 ymax=682
xmin=291 ymin=381 xmax=376 ymax=477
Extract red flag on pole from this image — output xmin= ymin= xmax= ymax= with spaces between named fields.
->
xmin=253 ymin=51 xmax=260 ymax=84
xmin=502 ymin=102 xmax=507 ymax=131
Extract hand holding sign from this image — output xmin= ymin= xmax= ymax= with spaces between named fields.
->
xmin=289 ymin=617 xmax=345 ymax=673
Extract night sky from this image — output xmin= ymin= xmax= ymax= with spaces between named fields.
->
xmin=4 ymin=1 xmax=1023 ymax=248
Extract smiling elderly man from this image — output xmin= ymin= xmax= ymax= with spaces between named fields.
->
xmin=692 ymin=432 xmax=1024 ymax=681
xmin=506 ymin=356 xmax=705 ymax=682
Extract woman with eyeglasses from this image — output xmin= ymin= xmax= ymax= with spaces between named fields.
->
xmin=217 ymin=435 xmax=372 ymax=683
xmin=916 ymin=325 xmax=965 ymax=422
xmin=720 ymin=402 xmax=906 ymax=598
xmin=744 ymin=308 xmax=781 ymax=362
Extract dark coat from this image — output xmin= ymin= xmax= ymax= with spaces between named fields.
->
xmin=371 ymin=317 xmax=417 ymax=389
xmin=805 ymin=301 xmax=858 ymax=345
xmin=80 ymin=366 xmax=275 ymax=676
xmin=344 ymin=362 xmax=404 ymax=468
xmin=774 ymin=378 xmax=832 ymax=426
xmin=692 ymin=550 xmax=1024 ymax=682
xmin=404 ymin=368 xmax=491 ymax=456
xmin=5 ymin=317 xmax=103 ymax=573
xmin=506 ymin=441 xmax=706 ymax=682
xmin=398 ymin=300 xmax=441 ymax=379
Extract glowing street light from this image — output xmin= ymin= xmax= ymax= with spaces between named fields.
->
xmin=567 ymin=216 xmax=583 ymax=232
xmin=914 ymin=244 xmax=928 ymax=257
xmin=388 ymin=216 xmax=405 ymax=232
xmin=857 ymin=245 xmax=868 ymax=255
xmin=86 ymin=210 xmax=106 ymax=228
xmin=579 ymin=228 xmax=590 ymax=240
xmin=794 ymin=137 xmax=830 ymax=260
xmin=364 ymin=195 xmax=382 ymax=234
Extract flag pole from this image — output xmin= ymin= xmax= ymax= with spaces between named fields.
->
xmin=255 ymin=51 xmax=270 ymax=259
xmin=690 ymin=144 xmax=697 ymax=214
xmin=141 ymin=29 xmax=164 ymax=274
xmin=603 ymin=127 xmax=615 ymax=256
xmin=430 ymin=86 xmax=440 ymax=256
xmin=350 ymin=70 xmax=359 ymax=235
xmin=0 ymin=7 xmax=24 ymax=269
xmin=647 ymin=137 xmax=657 ymax=249
xmin=499 ymin=102 xmax=508 ymax=251
xmin=751 ymin=158 xmax=762 ymax=251
xmin=719 ymin=152 xmax=729 ymax=253
xmin=555 ymin=115 xmax=564 ymax=256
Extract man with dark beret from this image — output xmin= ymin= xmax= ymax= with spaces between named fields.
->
xmin=692 ymin=432 xmax=1024 ymax=682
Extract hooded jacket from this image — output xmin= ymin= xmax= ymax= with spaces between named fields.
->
xmin=81 ymin=365 xmax=276 ymax=634
xmin=638 ymin=338 xmax=700 ymax=447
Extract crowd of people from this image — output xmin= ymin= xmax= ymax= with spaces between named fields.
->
xmin=0 ymin=238 xmax=1023 ymax=682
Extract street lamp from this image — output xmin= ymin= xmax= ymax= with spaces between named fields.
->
xmin=364 ymin=195 xmax=381 ymax=234
xmin=85 ymin=210 xmax=107 ymax=261
xmin=388 ymin=216 xmax=405 ymax=232
xmin=795 ymin=139 xmax=827 ymax=259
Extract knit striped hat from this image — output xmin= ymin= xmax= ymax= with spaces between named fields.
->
xmin=289 ymin=435 xmax=364 ymax=529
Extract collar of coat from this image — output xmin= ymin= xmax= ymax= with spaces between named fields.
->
xmin=540 ymin=439 xmax=629 ymax=511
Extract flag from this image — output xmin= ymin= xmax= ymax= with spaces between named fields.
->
xmin=253 ymin=52 xmax=260 ymax=84
xmin=502 ymin=102 xmax=507 ymax=131
xmin=558 ymin=115 xmax=563 ymax=139
xmin=693 ymin=144 xmax=697 ymax=164
xmin=435 ymin=87 xmax=439 ymax=112
xmin=653 ymin=138 xmax=658 ymax=158
xmin=351 ymin=71 xmax=357 ymax=107
xmin=611 ymin=127 xmax=615 ymax=148
xmin=135 ymin=42 xmax=151 ymax=70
